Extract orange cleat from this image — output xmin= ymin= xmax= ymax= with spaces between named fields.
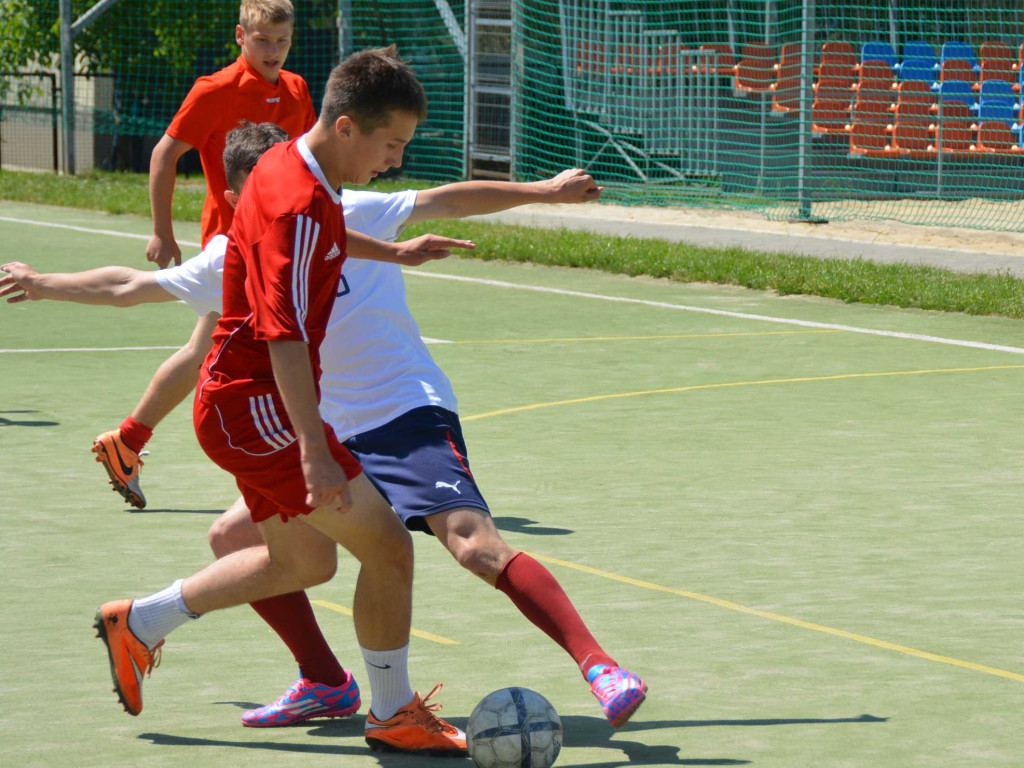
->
xmin=93 ymin=600 xmax=162 ymax=716
xmin=364 ymin=683 xmax=467 ymax=756
xmin=92 ymin=430 xmax=146 ymax=509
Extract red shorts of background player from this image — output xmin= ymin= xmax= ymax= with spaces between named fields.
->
xmin=194 ymin=388 xmax=362 ymax=523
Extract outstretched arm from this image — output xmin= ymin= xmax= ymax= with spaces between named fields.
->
xmin=0 ymin=262 xmax=176 ymax=306
xmin=346 ymin=229 xmax=475 ymax=266
xmin=406 ymin=168 xmax=602 ymax=224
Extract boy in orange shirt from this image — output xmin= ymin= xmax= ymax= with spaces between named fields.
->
xmin=95 ymin=0 xmax=317 ymax=512
xmin=145 ymin=0 xmax=316 ymax=269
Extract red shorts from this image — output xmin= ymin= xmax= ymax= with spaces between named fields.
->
xmin=194 ymin=388 xmax=362 ymax=523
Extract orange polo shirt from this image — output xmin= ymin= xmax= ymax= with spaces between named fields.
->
xmin=166 ymin=56 xmax=317 ymax=246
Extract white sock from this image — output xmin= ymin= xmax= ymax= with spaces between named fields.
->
xmin=127 ymin=579 xmax=199 ymax=650
xmin=361 ymin=644 xmax=414 ymax=721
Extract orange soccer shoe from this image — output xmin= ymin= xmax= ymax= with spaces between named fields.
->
xmin=93 ymin=600 xmax=162 ymax=716
xmin=364 ymin=683 xmax=467 ymax=756
xmin=92 ymin=430 xmax=146 ymax=509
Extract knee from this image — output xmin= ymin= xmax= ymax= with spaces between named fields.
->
xmin=448 ymin=528 xmax=514 ymax=583
xmin=375 ymin=522 xmax=415 ymax=584
xmin=208 ymin=501 xmax=262 ymax=558
xmin=292 ymin=549 xmax=337 ymax=588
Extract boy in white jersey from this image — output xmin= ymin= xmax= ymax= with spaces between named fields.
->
xmin=1 ymin=146 xmax=647 ymax=731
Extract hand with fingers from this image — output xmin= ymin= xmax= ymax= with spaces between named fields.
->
xmin=392 ymin=234 xmax=476 ymax=266
xmin=146 ymin=234 xmax=182 ymax=269
xmin=0 ymin=262 xmax=41 ymax=303
xmin=542 ymin=168 xmax=603 ymax=204
xmin=301 ymin=450 xmax=352 ymax=513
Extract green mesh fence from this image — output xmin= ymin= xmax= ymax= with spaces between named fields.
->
xmin=3 ymin=0 xmax=1024 ymax=230
xmin=345 ymin=0 xmax=466 ymax=180
xmin=518 ymin=0 xmax=1024 ymax=230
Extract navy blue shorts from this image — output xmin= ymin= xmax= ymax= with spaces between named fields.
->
xmin=343 ymin=406 xmax=490 ymax=534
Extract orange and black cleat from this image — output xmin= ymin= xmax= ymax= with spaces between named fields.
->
xmin=93 ymin=599 xmax=162 ymax=716
xmin=92 ymin=430 xmax=146 ymax=509
xmin=364 ymin=683 xmax=467 ymax=756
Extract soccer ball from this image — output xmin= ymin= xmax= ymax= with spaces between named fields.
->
xmin=466 ymin=687 xmax=562 ymax=768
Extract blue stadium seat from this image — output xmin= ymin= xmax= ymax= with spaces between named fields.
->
xmin=897 ymin=40 xmax=936 ymax=76
xmin=937 ymin=80 xmax=975 ymax=107
xmin=899 ymin=58 xmax=938 ymax=83
xmin=978 ymin=101 xmax=1015 ymax=124
xmin=903 ymin=39 xmax=935 ymax=61
xmin=941 ymin=40 xmax=979 ymax=70
xmin=861 ymin=40 xmax=896 ymax=69
xmin=979 ymin=79 xmax=1014 ymax=100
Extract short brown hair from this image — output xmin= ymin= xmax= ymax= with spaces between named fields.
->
xmin=239 ymin=0 xmax=293 ymax=29
xmin=319 ymin=45 xmax=427 ymax=131
xmin=223 ymin=120 xmax=289 ymax=193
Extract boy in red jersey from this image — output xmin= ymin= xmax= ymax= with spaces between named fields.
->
xmin=93 ymin=0 xmax=317 ymax=501
xmin=146 ymin=0 xmax=316 ymax=269
xmin=94 ymin=48 xmax=467 ymax=757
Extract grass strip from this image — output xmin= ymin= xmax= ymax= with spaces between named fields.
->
xmin=4 ymin=169 xmax=1023 ymax=318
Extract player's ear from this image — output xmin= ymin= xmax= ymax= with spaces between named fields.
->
xmin=225 ymin=189 xmax=239 ymax=208
xmin=334 ymin=115 xmax=354 ymax=140
xmin=235 ymin=25 xmax=245 ymax=47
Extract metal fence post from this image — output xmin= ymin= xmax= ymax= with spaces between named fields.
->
xmin=59 ymin=0 xmax=75 ymax=174
xmin=794 ymin=0 xmax=821 ymax=222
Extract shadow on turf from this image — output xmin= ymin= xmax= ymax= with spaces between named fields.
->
xmin=493 ymin=515 xmax=573 ymax=536
xmin=0 ymin=410 xmax=58 ymax=427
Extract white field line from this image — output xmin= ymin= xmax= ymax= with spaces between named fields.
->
xmin=0 ymin=346 xmax=182 ymax=353
xmin=4 ymin=213 xmax=1022 ymax=356
xmin=406 ymin=271 xmax=1024 ymax=356
xmin=0 ymin=215 xmax=202 ymax=249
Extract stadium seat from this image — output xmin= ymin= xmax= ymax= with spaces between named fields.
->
xmin=977 ymin=100 xmax=1015 ymax=125
xmin=934 ymin=101 xmax=972 ymax=120
xmin=698 ymin=43 xmax=736 ymax=74
xmin=812 ymin=100 xmax=851 ymax=134
xmin=932 ymin=115 xmax=974 ymax=153
xmin=892 ymin=79 xmax=934 ymax=107
xmin=980 ymin=41 xmax=1014 ymax=64
xmin=977 ymin=59 xmax=1015 ymax=88
xmin=821 ymin=41 xmax=855 ymax=72
xmin=817 ymin=61 xmax=855 ymax=89
xmin=900 ymin=58 xmax=938 ymax=84
xmin=857 ymin=60 xmax=895 ymax=84
xmin=941 ymin=40 xmax=979 ymax=70
xmin=861 ymin=40 xmax=897 ymax=69
xmin=936 ymin=80 xmax=975 ymax=107
xmin=903 ymin=39 xmax=936 ymax=62
xmin=848 ymin=121 xmax=888 ymax=156
xmin=771 ymin=44 xmax=803 ymax=112
xmin=972 ymin=122 xmax=1018 ymax=153
xmin=854 ymin=78 xmax=895 ymax=113
xmin=939 ymin=59 xmax=977 ymax=84
xmin=890 ymin=120 xmax=933 ymax=157
xmin=735 ymin=43 xmax=775 ymax=92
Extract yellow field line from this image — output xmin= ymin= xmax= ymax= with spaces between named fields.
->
xmin=310 ymin=600 xmax=459 ymax=646
xmin=525 ymin=552 xmax=1024 ymax=684
xmin=464 ymin=364 xmax=1024 ymax=422
xmin=450 ymin=329 xmax=844 ymax=345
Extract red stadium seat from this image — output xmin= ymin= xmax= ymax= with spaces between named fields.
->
xmin=940 ymin=59 xmax=976 ymax=83
xmin=735 ymin=43 xmax=775 ymax=92
xmin=698 ymin=43 xmax=736 ymax=74
xmin=848 ymin=121 xmax=888 ymax=156
xmin=972 ymin=122 xmax=1018 ymax=153
xmin=890 ymin=121 xmax=933 ymax=157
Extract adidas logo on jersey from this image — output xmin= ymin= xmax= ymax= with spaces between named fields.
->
xmin=325 ymin=243 xmax=342 ymax=261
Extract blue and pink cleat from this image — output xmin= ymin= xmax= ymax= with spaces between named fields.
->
xmin=586 ymin=665 xmax=648 ymax=727
xmin=242 ymin=672 xmax=361 ymax=727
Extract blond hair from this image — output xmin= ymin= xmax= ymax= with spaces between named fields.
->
xmin=239 ymin=0 xmax=294 ymax=29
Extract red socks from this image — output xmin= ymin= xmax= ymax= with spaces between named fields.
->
xmin=495 ymin=552 xmax=616 ymax=678
xmin=249 ymin=591 xmax=346 ymax=687
xmin=119 ymin=416 xmax=153 ymax=455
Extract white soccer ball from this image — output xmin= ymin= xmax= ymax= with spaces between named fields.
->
xmin=467 ymin=687 xmax=563 ymax=768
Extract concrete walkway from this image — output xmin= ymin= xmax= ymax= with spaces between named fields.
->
xmin=471 ymin=206 xmax=1024 ymax=276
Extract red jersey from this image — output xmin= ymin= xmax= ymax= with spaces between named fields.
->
xmin=199 ymin=138 xmax=347 ymax=403
xmin=166 ymin=56 xmax=317 ymax=246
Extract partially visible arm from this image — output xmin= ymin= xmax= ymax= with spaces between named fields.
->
xmin=345 ymin=229 xmax=475 ymax=266
xmin=268 ymin=339 xmax=351 ymax=512
xmin=0 ymin=261 xmax=177 ymax=306
xmin=406 ymin=168 xmax=602 ymax=224
xmin=147 ymin=133 xmax=194 ymax=269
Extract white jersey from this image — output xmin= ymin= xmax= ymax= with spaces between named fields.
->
xmin=157 ymin=189 xmax=458 ymax=441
